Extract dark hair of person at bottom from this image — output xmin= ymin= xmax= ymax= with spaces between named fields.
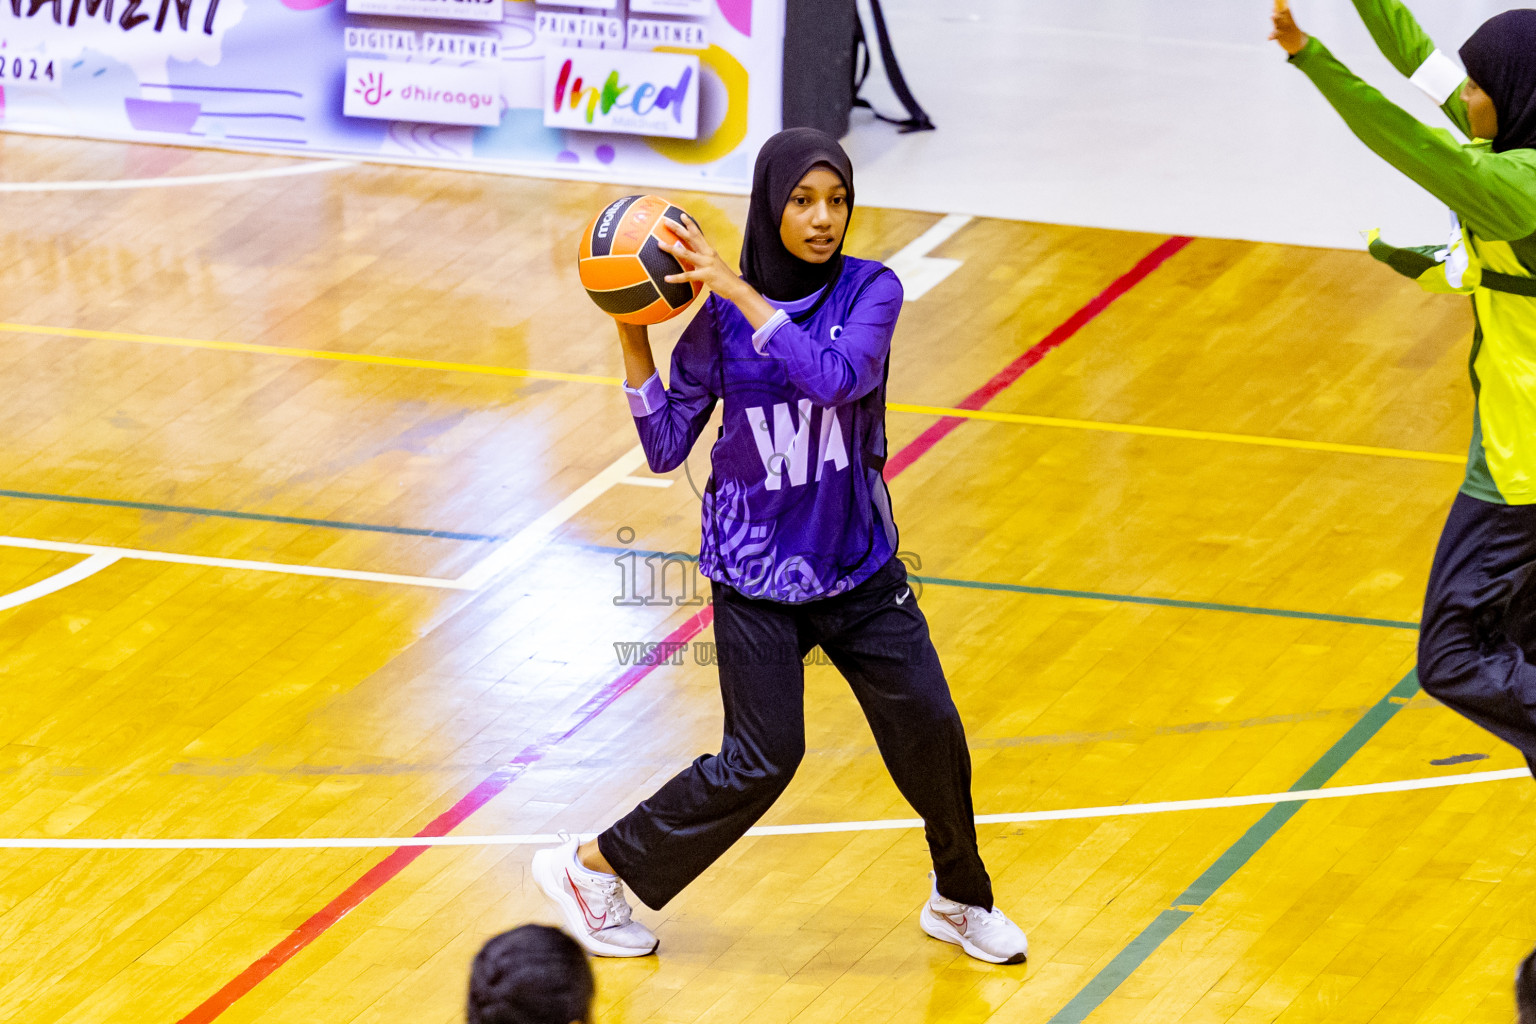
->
xmin=468 ymin=924 xmax=595 ymax=1024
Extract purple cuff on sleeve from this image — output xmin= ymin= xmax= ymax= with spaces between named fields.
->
xmin=751 ymin=308 xmax=791 ymax=355
xmin=624 ymin=371 xmax=666 ymax=417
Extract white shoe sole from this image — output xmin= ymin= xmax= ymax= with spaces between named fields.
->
xmin=531 ymin=848 xmax=658 ymax=958
xmin=920 ymin=906 xmax=1027 ymax=965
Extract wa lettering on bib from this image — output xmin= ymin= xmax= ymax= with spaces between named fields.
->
xmin=745 ymin=401 xmax=849 ymax=490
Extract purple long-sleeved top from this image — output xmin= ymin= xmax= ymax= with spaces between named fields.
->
xmin=625 ymin=257 xmax=904 ymax=602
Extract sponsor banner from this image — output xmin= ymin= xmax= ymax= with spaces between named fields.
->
xmin=0 ymin=47 xmax=59 ymax=90
xmin=0 ymin=3 xmax=230 ymax=83
xmin=344 ymin=58 xmax=501 ymax=127
xmin=626 ymin=18 xmax=706 ymax=50
xmin=345 ymin=0 xmax=504 ymax=23
xmin=544 ymin=47 xmax=697 ymax=139
xmin=342 ymin=29 xmax=499 ymax=60
xmin=630 ymin=0 xmax=709 ymax=15
xmin=0 ymin=1 xmax=783 ymax=191
xmin=534 ymin=0 xmax=617 ymax=10
xmin=421 ymin=32 xmax=500 ymax=59
xmin=345 ymin=28 xmax=419 ymax=56
xmin=534 ymin=11 xmax=623 ymax=47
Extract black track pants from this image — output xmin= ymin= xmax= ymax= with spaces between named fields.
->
xmin=1418 ymin=492 xmax=1536 ymax=772
xmin=598 ymin=556 xmax=994 ymax=911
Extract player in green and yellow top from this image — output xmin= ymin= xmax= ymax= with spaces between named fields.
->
xmin=1271 ymin=1 xmax=1536 ymax=774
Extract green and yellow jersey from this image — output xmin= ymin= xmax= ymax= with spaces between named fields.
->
xmin=1290 ymin=0 xmax=1536 ymax=504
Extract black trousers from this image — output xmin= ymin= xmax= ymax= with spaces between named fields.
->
xmin=598 ymin=555 xmax=994 ymax=911
xmin=1418 ymin=492 xmax=1536 ymax=771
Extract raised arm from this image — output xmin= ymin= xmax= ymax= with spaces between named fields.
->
xmin=1274 ymin=19 xmax=1536 ymax=242
xmin=750 ymin=269 xmax=902 ymax=407
xmin=1348 ymin=0 xmax=1472 ymax=137
xmin=621 ymin=301 xmax=720 ymax=473
xmin=655 ymin=213 xmax=902 ymax=407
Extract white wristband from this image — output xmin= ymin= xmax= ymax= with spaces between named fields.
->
xmin=751 ymin=308 xmax=791 ymax=354
xmin=1409 ymin=49 xmax=1465 ymax=106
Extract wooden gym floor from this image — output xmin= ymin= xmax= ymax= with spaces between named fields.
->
xmin=0 ymin=133 xmax=1531 ymax=1024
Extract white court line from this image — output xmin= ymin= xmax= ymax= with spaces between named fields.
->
xmin=0 ymin=553 xmax=119 ymax=612
xmin=4 ymin=768 xmax=1524 ymax=850
xmin=884 ymin=213 xmax=971 ymax=301
xmin=0 ymin=445 xmax=645 ymax=592
xmin=455 ymin=446 xmax=646 ymax=590
xmin=769 ymin=767 xmax=1534 ymax=836
xmin=0 ymin=160 xmax=353 ymax=193
xmin=0 ymin=535 xmax=467 ymax=590
xmin=0 ymin=215 xmax=970 ymax=591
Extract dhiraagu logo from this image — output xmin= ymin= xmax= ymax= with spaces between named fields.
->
xmin=544 ymin=49 xmax=700 ymax=140
xmin=342 ymin=58 xmax=501 ymax=127
xmin=354 ymin=70 xmax=392 ymax=106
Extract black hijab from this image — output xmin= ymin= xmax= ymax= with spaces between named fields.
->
xmin=1459 ymin=9 xmax=1536 ymax=153
xmin=739 ymin=127 xmax=855 ymax=302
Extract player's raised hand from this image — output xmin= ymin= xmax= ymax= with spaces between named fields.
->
xmin=1270 ymin=1 xmax=1308 ymax=55
xmin=661 ymin=214 xmax=738 ymax=296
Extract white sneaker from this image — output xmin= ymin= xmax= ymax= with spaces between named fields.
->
xmin=531 ymin=836 xmax=659 ymax=958
xmin=919 ymin=873 xmax=1028 ymax=965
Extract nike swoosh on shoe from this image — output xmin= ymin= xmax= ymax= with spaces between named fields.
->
xmin=568 ymin=871 xmax=608 ymax=929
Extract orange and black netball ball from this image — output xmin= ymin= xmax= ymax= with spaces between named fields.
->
xmin=577 ymin=194 xmax=702 ymax=325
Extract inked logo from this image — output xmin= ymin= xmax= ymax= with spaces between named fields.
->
xmin=551 ymin=58 xmax=693 ymax=125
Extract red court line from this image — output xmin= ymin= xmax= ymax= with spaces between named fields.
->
xmin=884 ymin=234 xmax=1193 ymax=480
xmin=176 ymin=606 xmax=715 ymax=1024
xmin=175 ymin=233 xmax=1190 ymax=1024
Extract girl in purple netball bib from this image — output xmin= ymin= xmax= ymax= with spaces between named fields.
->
xmin=532 ymin=128 xmax=1028 ymax=967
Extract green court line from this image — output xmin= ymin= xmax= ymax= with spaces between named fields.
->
xmin=917 ymin=575 xmax=1417 ymax=630
xmin=0 ymin=487 xmax=504 ymax=542
xmin=583 ymin=545 xmax=1419 ymax=631
xmin=1046 ymin=669 xmax=1423 ymax=1024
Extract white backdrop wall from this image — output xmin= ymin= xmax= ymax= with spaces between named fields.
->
xmin=845 ymin=0 xmax=1511 ymax=249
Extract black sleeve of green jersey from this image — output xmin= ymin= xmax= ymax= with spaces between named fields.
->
xmin=1367 ymin=237 xmax=1442 ymax=279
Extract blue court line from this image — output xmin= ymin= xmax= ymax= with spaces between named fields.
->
xmin=1046 ymin=670 xmax=1423 ymax=1024
xmin=0 ymin=488 xmax=503 ymax=542
xmin=583 ymin=545 xmax=1419 ymax=631
xmin=0 ymin=494 xmax=1424 ymax=630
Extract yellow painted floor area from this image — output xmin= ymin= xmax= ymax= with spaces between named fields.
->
xmin=0 ymin=133 xmax=1530 ymax=1024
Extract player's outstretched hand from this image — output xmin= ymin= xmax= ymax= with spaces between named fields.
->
xmin=1270 ymin=2 xmax=1308 ymax=56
